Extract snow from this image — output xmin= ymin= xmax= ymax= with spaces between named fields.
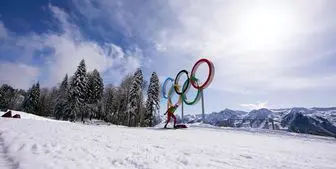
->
xmin=1 ymin=113 xmax=336 ymax=169
xmin=1 ymin=110 xmax=60 ymax=122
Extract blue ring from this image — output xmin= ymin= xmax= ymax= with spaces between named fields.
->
xmin=162 ymin=77 xmax=174 ymax=99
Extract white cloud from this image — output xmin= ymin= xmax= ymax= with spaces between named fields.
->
xmin=240 ymin=101 xmax=269 ymax=110
xmin=0 ymin=21 xmax=7 ymax=39
xmin=3 ymin=0 xmax=335 ymax=95
xmin=69 ymin=0 xmax=336 ymax=93
xmin=60 ymin=0 xmax=336 ymax=112
xmin=0 ymin=62 xmax=40 ymax=89
xmin=43 ymin=5 xmax=142 ymax=86
xmin=0 ymin=22 xmax=40 ymax=89
xmin=0 ymin=4 xmax=142 ymax=88
xmin=153 ymin=1 xmax=336 ymax=93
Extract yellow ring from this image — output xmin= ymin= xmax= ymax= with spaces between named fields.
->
xmin=167 ymin=85 xmax=182 ymax=108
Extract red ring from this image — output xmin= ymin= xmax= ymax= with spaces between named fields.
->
xmin=190 ymin=58 xmax=215 ymax=89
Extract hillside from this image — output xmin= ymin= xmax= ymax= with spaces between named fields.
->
xmin=1 ymin=111 xmax=335 ymax=169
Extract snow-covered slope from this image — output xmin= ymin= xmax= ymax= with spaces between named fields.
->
xmin=1 ymin=110 xmax=59 ymax=122
xmin=1 ymin=115 xmax=336 ymax=169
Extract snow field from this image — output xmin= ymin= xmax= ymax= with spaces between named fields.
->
xmin=0 ymin=113 xmax=336 ymax=169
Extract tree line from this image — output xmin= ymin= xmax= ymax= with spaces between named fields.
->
xmin=0 ymin=59 xmax=161 ymax=127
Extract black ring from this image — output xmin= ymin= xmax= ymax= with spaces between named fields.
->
xmin=174 ymin=70 xmax=190 ymax=95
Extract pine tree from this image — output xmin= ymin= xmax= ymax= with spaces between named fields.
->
xmin=33 ymin=82 xmax=40 ymax=113
xmin=49 ymin=87 xmax=59 ymax=114
xmin=144 ymin=72 xmax=160 ymax=127
xmin=111 ymin=87 xmax=120 ymax=123
xmin=92 ymin=69 xmax=104 ymax=104
xmin=38 ymin=88 xmax=51 ymax=116
xmin=86 ymin=72 xmax=95 ymax=104
xmin=60 ymin=74 xmax=69 ymax=93
xmin=21 ymin=84 xmax=34 ymax=112
xmin=68 ymin=59 xmax=88 ymax=122
xmin=22 ymin=82 xmax=40 ymax=114
xmin=0 ymin=84 xmax=15 ymax=111
xmin=42 ymin=87 xmax=58 ymax=117
xmin=103 ymin=85 xmax=117 ymax=123
xmin=54 ymin=74 xmax=69 ymax=120
xmin=86 ymin=69 xmax=104 ymax=120
xmin=127 ymin=68 xmax=143 ymax=127
xmin=11 ymin=89 xmax=25 ymax=111
xmin=118 ymin=74 xmax=134 ymax=125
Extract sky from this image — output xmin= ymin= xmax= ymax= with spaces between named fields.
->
xmin=1 ymin=0 xmax=336 ymax=115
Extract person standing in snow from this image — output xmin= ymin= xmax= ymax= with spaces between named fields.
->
xmin=164 ymin=104 xmax=179 ymax=128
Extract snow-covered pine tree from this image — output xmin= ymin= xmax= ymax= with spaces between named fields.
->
xmin=54 ymin=74 xmax=69 ymax=120
xmin=0 ymin=84 xmax=15 ymax=110
xmin=11 ymin=89 xmax=25 ymax=111
xmin=22 ymin=84 xmax=34 ymax=113
xmin=92 ymin=69 xmax=104 ymax=104
xmin=38 ymin=88 xmax=50 ymax=116
xmin=63 ymin=78 xmax=75 ymax=121
xmin=21 ymin=82 xmax=40 ymax=114
xmin=127 ymin=84 xmax=137 ymax=126
xmin=49 ymin=87 xmax=59 ymax=113
xmin=144 ymin=81 xmax=154 ymax=127
xmin=86 ymin=69 xmax=104 ymax=120
xmin=151 ymin=72 xmax=161 ymax=124
xmin=86 ymin=71 xmax=94 ymax=104
xmin=137 ymin=73 xmax=145 ymax=127
xmin=138 ymin=79 xmax=147 ymax=126
xmin=42 ymin=87 xmax=58 ymax=117
xmin=117 ymin=74 xmax=134 ymax=125
xmin=144 ymin=72 xmax=160 ymax=127
xmin=139 ymin=92 xmax=146 ymax=126
xmin=68 ymin=59 xmax=88 ymax=122
xmin=33 ymin=82 xmax=40 ymax=114
xmin=103 ymin=85 xmax=117 ymax=123
xmin=60 ymin=74 xmax=69 ymax=93
xmin=85 ymin=71 xmax=94 ymax=119
xmin=127 ymin=68 xmax=143 ymax=127
xmin=110 ymin=87 xmax=121 ymax=123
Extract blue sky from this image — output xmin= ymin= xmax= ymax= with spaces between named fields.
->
xmin=1 ymin=0 xmax=336 ymax=115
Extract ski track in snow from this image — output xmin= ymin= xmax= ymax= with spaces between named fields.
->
xmin=0 ymin=132 xmax=19 ymax=169
xmin=1 ymin=113 xmax=336 ymax=169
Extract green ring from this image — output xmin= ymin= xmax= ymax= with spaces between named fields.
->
xmin=181 ymin=79 xmax=201 ymax=105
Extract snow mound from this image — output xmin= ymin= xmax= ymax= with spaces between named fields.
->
xmin=187 ymin=122 xmax=219 ymax=129
xmin=0 ymin=110 xmax=62 ymax=122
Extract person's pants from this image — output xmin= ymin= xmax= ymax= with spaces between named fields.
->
xmin=166 ymin=112 xmax=176 ymax=126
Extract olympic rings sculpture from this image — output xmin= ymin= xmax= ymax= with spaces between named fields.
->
xmin=162 ymin=58 xmax=215 ymax=107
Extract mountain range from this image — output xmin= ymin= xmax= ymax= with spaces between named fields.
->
xmin=158 ymin=107 xmax=336 ymax=138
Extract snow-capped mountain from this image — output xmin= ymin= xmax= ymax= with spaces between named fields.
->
xmin=168 ymin=107 xmax=336 ymax=137
xmin=283 ymin=112 xmax=336 ymax=137
xmin=179 ymin=108 xmax=247 ymax=125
